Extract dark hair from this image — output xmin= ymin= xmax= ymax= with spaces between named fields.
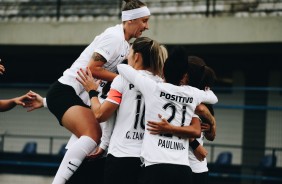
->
xmin=188 ymin=56 xmax=217 ymax=90
xmin=132 ymin=37 xmax=164 ymax=76
xmin=188 ymin=56 xmax=216 ymax=117
xmin=163 ymin=46 xmax=189 ymax=86
xmin=122 ymin=0 xmax=146 ymax=11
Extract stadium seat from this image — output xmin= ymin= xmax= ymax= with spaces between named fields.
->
xmin=21 ymin=141 xmax=37 ymax=155
xmin=259 ymin=154 xmax=277 ymax=168
xmin=215 ymin=151 xmax=233 ymax=165
xmin=58 ymin=143 xmax=67 ymax=157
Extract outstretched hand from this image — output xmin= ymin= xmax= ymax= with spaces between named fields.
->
xmin=24 ymin=90 xmax=44 ymax=112
xmin=0 ymin=63 xmax=5 ymax=75
xmin=76 ymin=67 xmax=100 ymax=92
xmin=14 ymin=91 xmax=37 ymax=107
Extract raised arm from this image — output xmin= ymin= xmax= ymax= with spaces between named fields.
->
xmin=200 ymin=87 xmax=218 ymax=105
xmin=117 ymin=64 xmax=155 ymax=95
xmin=117 ymin=64 xmax=139 ymax=85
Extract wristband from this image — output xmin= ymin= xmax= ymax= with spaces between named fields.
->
xmin=190 ymin=139 xmax=200 ymax=150
xmin=43 ymin=97 xmax=48 ymax=108
xmin=89 ymin=90 xmax=99 ymax=99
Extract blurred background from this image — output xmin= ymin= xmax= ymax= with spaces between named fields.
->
xmin=0 ymin=0 xmax=282 ymax=183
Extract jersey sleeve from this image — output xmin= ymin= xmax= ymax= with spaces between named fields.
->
xmin=105 ymin=75 xmax=124 ymax=105
xmin=117 ymin=64 xmax=156 ymax=95
xmin=196 ymin=88 xmax=218 ymax=105
xmin=100 ymin=114 xmax=116 ymax=150
xmin=106 ymin=89 xmax=122 ymax=105
xmin=94 ymin=34 xmax=120 ymax=62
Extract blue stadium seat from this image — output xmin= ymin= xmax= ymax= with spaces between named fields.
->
xmin=58 ymin=143 xmax=67 ymax=157
xmin=259 ymin=154 xmax=277 ymax=168
xmin=22 ymin=141 xmax=37 ymax=155
xmin=215 ymin=151 xmax=233 ymax=165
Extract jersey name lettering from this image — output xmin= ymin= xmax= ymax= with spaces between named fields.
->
xmin=160 ymin=92 xmax=193 ymax=104
xmin=125 ymin=131 xmax=144 ymax=140
xmin=158 ymin=138 xmax=185 ymax=150
xmin=129 ymin=84 xmax=134 ymax=90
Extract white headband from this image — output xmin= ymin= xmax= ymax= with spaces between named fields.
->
xmin=121 ymin=6 xmax=151 ymax=21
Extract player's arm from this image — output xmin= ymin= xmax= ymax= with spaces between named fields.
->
xmin=189 ymin=139 xmax=208 ymax=161
xmin=0 ymin=99 xmax=18 ymax=112
xmin=195 ymin=104 xmax=216 ymax=141
xmin=100 ymin=115 xmax=115 ymax=150
xmin=91 ymin=99 xmax=119 ymax=123
xmin=199 ymin=87 xmax=218 ymax=104
xmin=87 ymin=52 xmax=118 ymax=82
xmin=77 ymin=67 xmax=119 ymax=122
xmin=147 ymin=114 xmax=201 ymax=138
xmin=0 ymin=92 xmax=36 ymax=112
xmin=89 ymin=115 xmax=116 ymax=159
xmin=117 ymin=64 xmax=140 ymax=84
xmin=117 ymin=64 xmax=155 ymax=95
xmin=0 ymin=63 xmax=5 ymax=75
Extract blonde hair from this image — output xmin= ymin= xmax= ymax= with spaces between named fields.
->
xmin=132 ymin=37 xmax=164 ymax=76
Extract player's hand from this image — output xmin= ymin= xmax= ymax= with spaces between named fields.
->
xmin=87 ymin=147 xmax=105 ymax=160
xmin=201 ymin=123 xmax=211 ymax=132
xmin=13 ymin=91 xmax=37 ymax=107
xmin=0 ymin=62 xmax=5 ymax=75
xmin=147 ymin=114 xmax=172 ymax=135
xmin=24 ymin=90 xmax=44 ymax=112
xmin=76 ymin=67 xmax=100 ymax=92
xmin=193 ymin=145 xmax=208 ymax=161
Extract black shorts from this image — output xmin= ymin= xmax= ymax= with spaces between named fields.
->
xmin=67 ymin=157 xmax=106 ymax=184
xmin=46 ymin=81 xmax=90 ymax=125
xmin=104 ymin=154 xmax=143 ymax=184
xmin=141 ymin=163 xmax=192 ymax=184
xmin=192 ymin=171 xmax=209 ymax=184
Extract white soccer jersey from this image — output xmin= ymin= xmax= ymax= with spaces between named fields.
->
xmin=58 ymin=24 xmax=129 ymax=96
xmin=189 ymin=132 xmax=208 ymax=173
xmin=117 ymin=64 xmax=218 ymax=167
xmin=106 ymin=70 xmax=163 ymax=158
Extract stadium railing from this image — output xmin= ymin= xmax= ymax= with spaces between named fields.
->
xmin=0 ymin=0 xmax=282 ymax=21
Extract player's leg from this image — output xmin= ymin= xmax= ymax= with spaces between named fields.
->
xmin=52 ymin=106 xmax=102 ymax=184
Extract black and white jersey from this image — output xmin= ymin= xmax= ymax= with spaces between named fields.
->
xmin=117 ymin=64 xmax=218 ymax=167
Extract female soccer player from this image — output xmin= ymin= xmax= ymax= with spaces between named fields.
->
xmin=26 ymin=1 xmax=151 ymax=183
xmin=146 ymin=55 xmax=217 ymax=184
xmin=116 ymin=47 xmax=218 ymax=184
xmin=76 ymin=37 xmax=166 ymax=184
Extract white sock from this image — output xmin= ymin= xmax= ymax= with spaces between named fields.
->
xmin=52 ymin=136 xmax=97 ymax=184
